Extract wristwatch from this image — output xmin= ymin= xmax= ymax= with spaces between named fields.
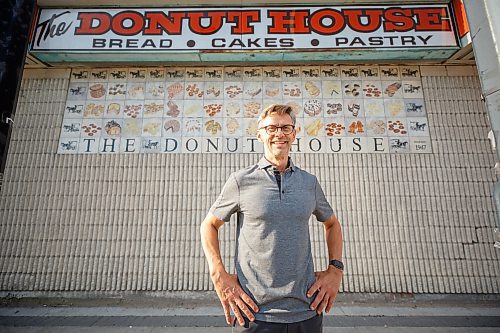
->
xmin=329 ymin=259 xmax=344 ymax=271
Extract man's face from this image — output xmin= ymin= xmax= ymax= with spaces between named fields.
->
xmin=257 ymin=113 xmax=296 ymax=159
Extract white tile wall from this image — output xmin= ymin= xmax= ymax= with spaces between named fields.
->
xmin=0 ymin=67 xmax=498 ymax=294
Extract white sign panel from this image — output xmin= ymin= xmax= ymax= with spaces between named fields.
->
xmin=33 ymin=5 xmax=458 ymax=52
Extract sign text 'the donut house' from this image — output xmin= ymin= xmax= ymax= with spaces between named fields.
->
xmin=32 ymin=5 xmax=457 ymax=51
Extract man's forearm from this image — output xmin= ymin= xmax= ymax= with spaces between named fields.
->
xmin=200 ymin=214 xmax=226 ymax=276
xmin=325 ymin=214 xmax=343 ymax=261
xmin=308 ymin=214 xmax=343 ymax=314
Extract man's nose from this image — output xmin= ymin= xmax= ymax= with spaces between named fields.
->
xmin=274 ymin=129 xmax=286 ymax=136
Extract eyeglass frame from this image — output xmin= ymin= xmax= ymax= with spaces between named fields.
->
xmin=258 ymin=124 xmax=295 ymax=135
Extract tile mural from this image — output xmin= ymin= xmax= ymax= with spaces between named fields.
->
xmin=58 ymin=65 xmax=431 ymax=154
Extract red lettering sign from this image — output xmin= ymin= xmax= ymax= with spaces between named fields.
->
xmin=65 ymin=5 xmax=457 ymax=52
xmin=111 ymin=11 xmax=144 ymax=36
xmin=414 ymin=8 xmax=451 ymax=31
xmin=226 ymin=11 xmax=260 ymax=34
xmin=309 ymin=9 xmax=346 ymax=35
xmin=383 ymin=8 xmax=415 ymax=32
xmin=267 ymin=10 xmax=310 ymax=34
xmin=187 ymin=11 xmax=226 ymax=35
xmin=75 ymin=12 xmax=111 ymax=35
xmin=344 ymin=9 xmax=383 ymax=33
xmin=144 ymin=11 xmax=186 ymax=35
xmin=74 ymin=7 xmax=454 ymax=37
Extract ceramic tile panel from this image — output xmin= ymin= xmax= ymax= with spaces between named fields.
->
xmin=59 ymin=65 xmax=433 ymax=155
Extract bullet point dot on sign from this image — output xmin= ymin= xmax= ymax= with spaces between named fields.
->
xmin=187 ymin=40 xmax=196 ymax=47
xmin=311 ymin=39 xmax=319 ymax=47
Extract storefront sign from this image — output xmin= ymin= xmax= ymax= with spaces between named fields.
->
xmin=58 ymin=65 xmax=432 ymax=154
xmin=33 ymin=5 xmax=457 ymax=52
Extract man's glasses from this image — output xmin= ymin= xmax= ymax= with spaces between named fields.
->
xmin=259 ymin=125 xmax=295 ymax=135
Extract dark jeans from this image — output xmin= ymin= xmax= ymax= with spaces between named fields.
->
xmin=233 ymin=315 xmax=322 ymax=333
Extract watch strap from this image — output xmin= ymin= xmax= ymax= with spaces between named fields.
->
xmin=329 ymin=259 xmax=344 ymax=271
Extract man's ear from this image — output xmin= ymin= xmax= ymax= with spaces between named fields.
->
xmin=290 ymin=128 xmax=297 ymax=142
xmin=257 ymin=130 xmax=263 ymax=143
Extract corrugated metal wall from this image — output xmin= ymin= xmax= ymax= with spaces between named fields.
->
xmin=0 ymin=67 xmax=498 ymax=294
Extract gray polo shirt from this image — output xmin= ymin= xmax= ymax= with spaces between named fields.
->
xmin=209 ymin=157 xmax=334 ymax=323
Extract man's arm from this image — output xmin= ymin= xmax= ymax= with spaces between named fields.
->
xmin=307 ymin=213 xmax=343 ymax=314
xmin=200 ymin=213 xmax=259 ymax=326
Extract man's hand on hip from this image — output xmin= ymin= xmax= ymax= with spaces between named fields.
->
xmin=211 ymin=270 xmax=259 ymax=326
xmin=307 ymin=266 xmax=343 ymax=314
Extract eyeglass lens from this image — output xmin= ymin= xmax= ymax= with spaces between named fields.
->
xmin=266 ymin=125 xmax=294 ymax=134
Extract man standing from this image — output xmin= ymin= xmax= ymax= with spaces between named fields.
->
xmin=200 ymin=104 xmax=343 ymax=332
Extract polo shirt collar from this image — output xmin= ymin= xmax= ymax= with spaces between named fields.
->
xmin=258 ymin=156 xmax=295 ymax=172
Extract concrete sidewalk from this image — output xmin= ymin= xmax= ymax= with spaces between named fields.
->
xmin=0 ymin=293 xmax=499 ymax=332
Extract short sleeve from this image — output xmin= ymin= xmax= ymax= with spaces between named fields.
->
xmin=209 ymin=173 xmax=240 ymax=222
xmin=313 ymin=177 xmax=334 ymax=222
